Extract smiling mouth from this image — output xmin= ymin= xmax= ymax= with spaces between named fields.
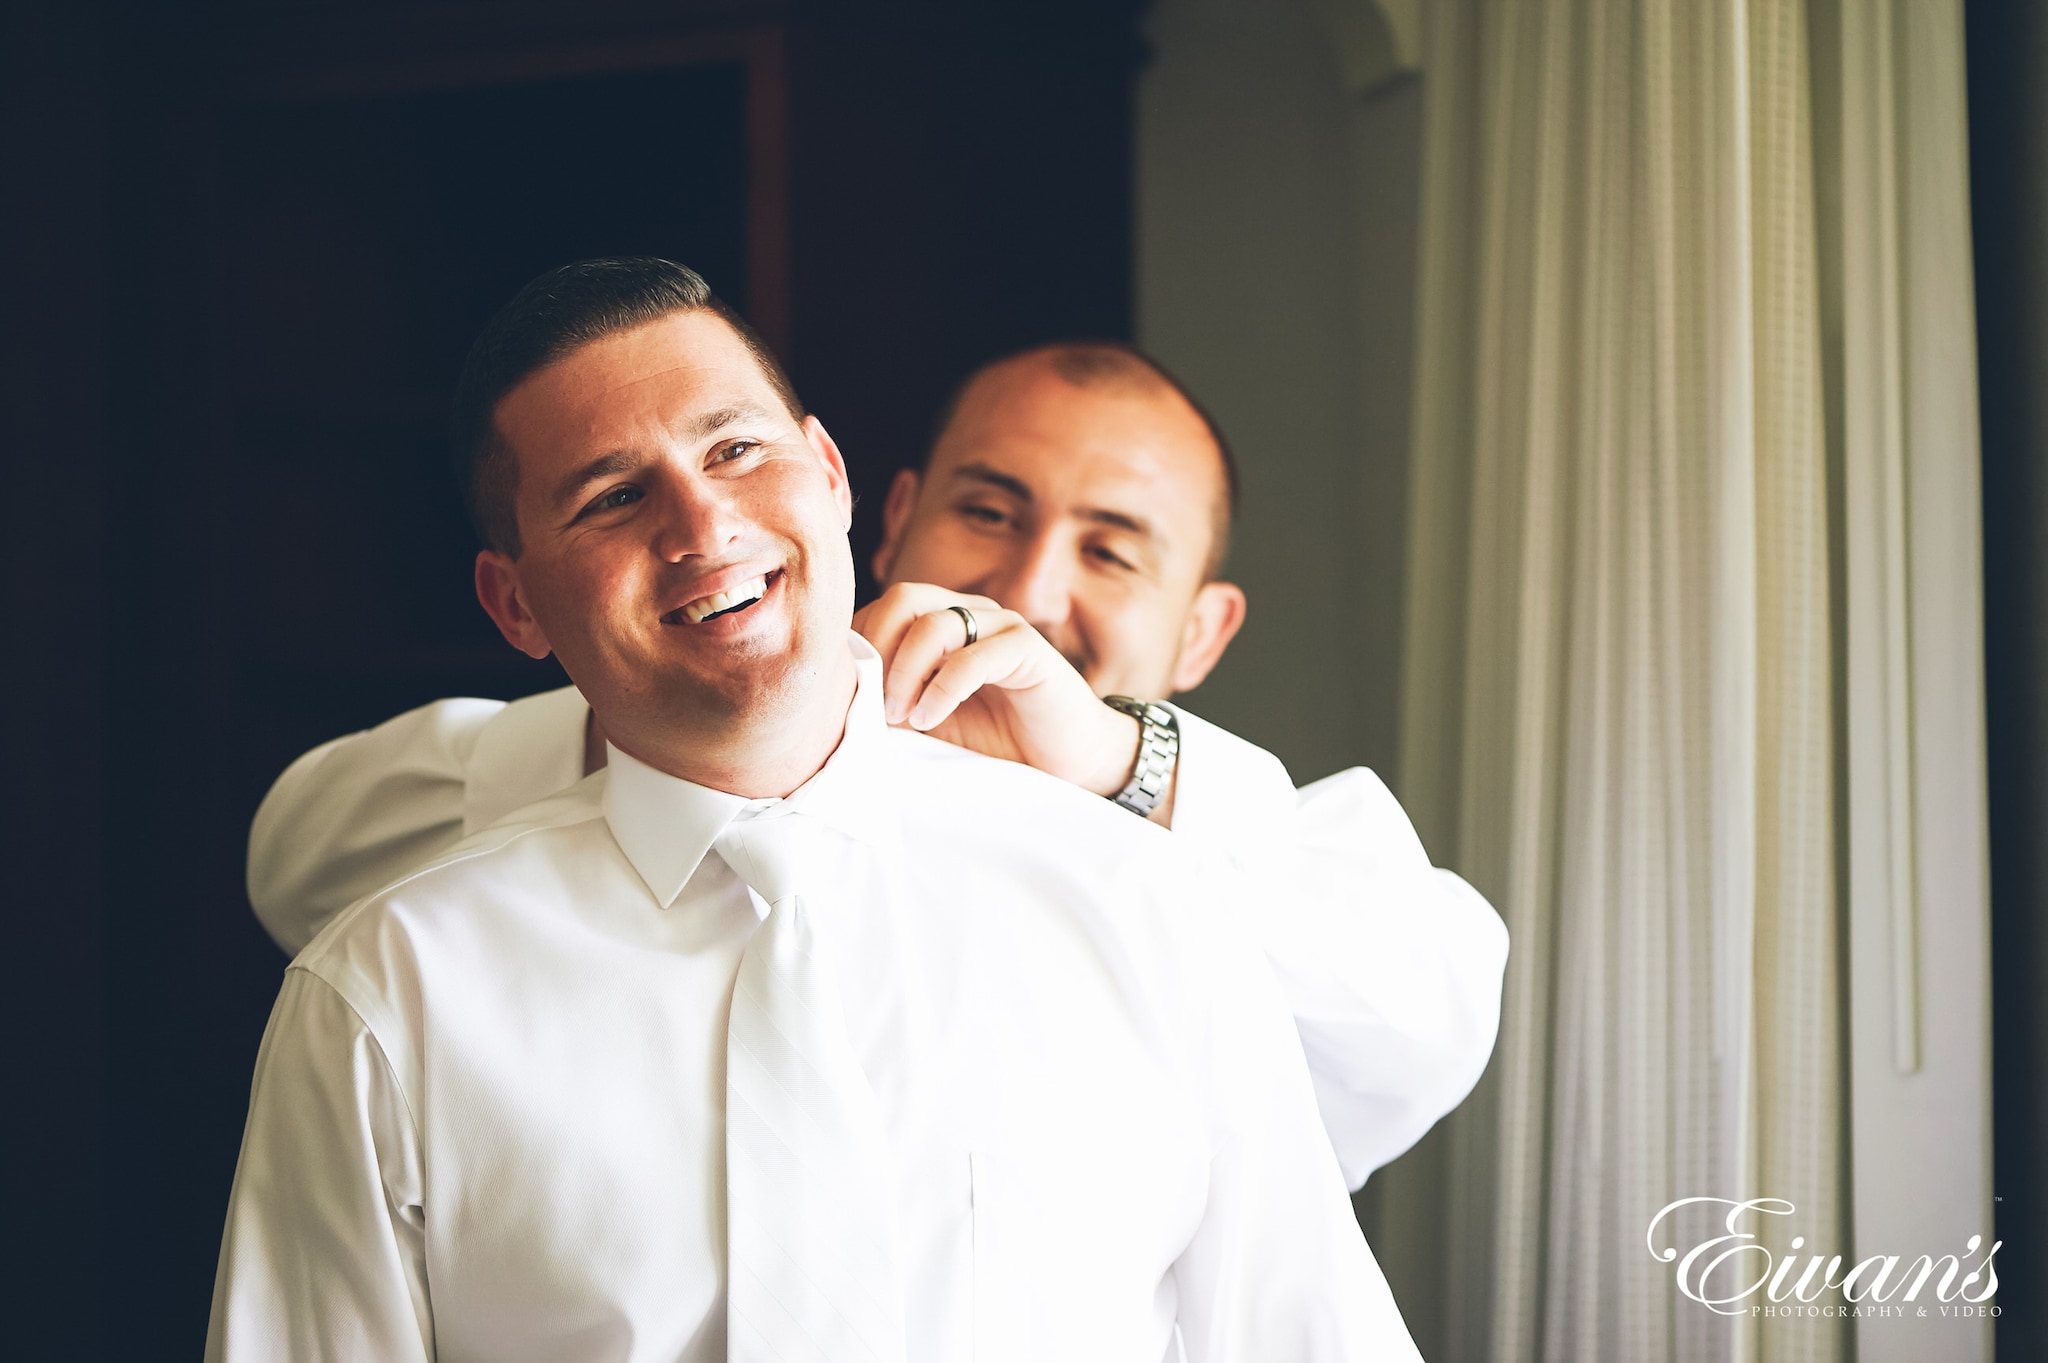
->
xmin=665 ymin=572 xmax=775 ymax=625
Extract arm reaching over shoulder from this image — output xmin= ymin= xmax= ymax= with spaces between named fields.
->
xmin=256 ymin=589 xmax=1505 ymax=1190
xmin=246 ymin=688 xmax=588 ymax=954
xmin=857 ymin=580 xmax=1508 ymax=1185
xmin=253 ymin=581 xmax=1141 ymax=960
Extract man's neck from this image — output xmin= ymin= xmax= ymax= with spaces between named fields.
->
xmin=600 ymin=646 xmax=861 ymax=799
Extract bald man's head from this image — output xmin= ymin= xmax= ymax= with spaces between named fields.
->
xmin=928 ymin=342 xmax=1239 ymax=579
xmin=875 ymin=340 xmax=1249 ymax=700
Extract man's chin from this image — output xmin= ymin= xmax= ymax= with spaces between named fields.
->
xmin=651 ymin=637 xmax=848 ymax=725
xmin=566 ymin=615 xmax=857 ymax=766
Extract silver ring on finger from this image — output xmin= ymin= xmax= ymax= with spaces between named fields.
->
xmin=946 ymin=604 xmax=978 ymax=647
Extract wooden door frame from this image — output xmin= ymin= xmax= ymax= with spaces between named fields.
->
xmin=226 ymin=25 xmax=792 ymax=354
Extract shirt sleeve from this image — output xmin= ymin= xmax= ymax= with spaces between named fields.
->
xmin=1162 ymin=706 xmax=1510 ymax=1186
xmin=246 ymin=688 xmax=588 ymax=956
xmin=1282 ymin=769 xmax=1508 ymax=1183
xmin=247 ymin=700 xmax=501 ymax=955
xmin=1168 ymin=879 xmax=1424 ymax=1363
xmin=206 ymin=969 xmax=432 ymax=1363
xmin=1161 ymin=705 xmax=1299 ymax=851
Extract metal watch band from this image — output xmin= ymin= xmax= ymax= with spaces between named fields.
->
xmin=1100 ymin=695 xmax=1180 ymax=819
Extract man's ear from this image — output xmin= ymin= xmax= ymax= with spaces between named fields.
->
xmin=801 ymin=415 xmax=854 ymax=531
xmin=1168 ymin=580 xmax=1247 ymax=694
xmin=475 ymin=550 xmax=553 ymax=660
xmin=872 ymin=466 xmax=922 ymax=583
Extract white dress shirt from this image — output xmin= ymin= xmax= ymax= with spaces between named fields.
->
xmin=249 ymin=673 xmax=1507 ymax=1186
xmin=209 ymin=641 xmax=1419 ymax=1362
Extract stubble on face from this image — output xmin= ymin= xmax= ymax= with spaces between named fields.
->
xmin=879 ymin=355 xmax=1230 ymax=699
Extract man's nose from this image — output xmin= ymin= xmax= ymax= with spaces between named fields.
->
xmin=649 ymin=476 xmax=745 ymax=561
xmin=985 ymin=532 xmax=1074 ymax=627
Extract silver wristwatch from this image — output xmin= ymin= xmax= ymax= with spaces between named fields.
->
xmin=1101 ymin=695 xmax=1180 ymax=818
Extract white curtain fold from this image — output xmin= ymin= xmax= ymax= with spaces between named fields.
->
xmin=1836 ymin=2 xmax=1994 ymax=1361
xmin=1367 ymin=1 xmax=1989 ymax=1361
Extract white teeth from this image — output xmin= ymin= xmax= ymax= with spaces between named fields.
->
xmin=680 ymin=575 xmax=768 ymax=623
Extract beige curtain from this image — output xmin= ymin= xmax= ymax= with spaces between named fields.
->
xmin=1362 ymin=1 xmax=1991 ymax=1361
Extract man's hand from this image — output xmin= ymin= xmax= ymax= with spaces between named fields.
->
xmin=854 ymin=583 xmax=1155 ymax=809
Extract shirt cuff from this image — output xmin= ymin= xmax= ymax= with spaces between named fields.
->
xmin=1158 ymin=704 xmax=1299 ymax=862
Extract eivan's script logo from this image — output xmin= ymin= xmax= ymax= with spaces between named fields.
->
xmin=1646 ymin=1198 xmax=2001 ymax=1318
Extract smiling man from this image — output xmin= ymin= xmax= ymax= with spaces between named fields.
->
xmin=207 ymin=259 xmax=1417 ymax=1362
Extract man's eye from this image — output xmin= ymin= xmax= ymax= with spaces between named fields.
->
xmin=713 ymin=439 xmax=762 ymax=464
xmin=594 ymin=486 xmax=642 ymax=512
xmin=959 ymin=503 xmax=1007 ymax=526
xmin=1087 ymin=544 xmax=1135 ymax=571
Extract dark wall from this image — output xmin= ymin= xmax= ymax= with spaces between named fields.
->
xmin=1966 ymin=0 xmax=2048 ymax=1356
xmin=2 ymin=3 xmax=109 ymax=1358
xmin=4 ymin=2 xmax=1143 ymax=1355
xmin=784 ymin=20 xmax=1140 ymax=581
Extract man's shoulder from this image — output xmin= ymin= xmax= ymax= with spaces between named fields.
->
xmin=880 ymin=727 xmax=1241 ymax=941
xmin=882 ymin=725 xmax=1173 ymax=849
xmin=880 ymin=731 xmax=1270 ymax=1049
xmin=296 ymin=773 xmax=612 ymax=972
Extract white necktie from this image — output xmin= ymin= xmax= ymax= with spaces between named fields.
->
xmin=715 ymin=812 xmax=908 ymax=1363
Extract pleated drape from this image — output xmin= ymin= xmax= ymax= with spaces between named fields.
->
xmin=1365 ymin=2 xmax=1874 ymax=1359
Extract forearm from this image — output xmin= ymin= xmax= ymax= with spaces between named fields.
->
xmin=247 ymin=700 xmax=498 ymax=954
xmin=247 ymin=688 xmax=589 ymax=956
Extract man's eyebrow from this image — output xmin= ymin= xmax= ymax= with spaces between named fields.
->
xmin=949 ymin=462 xmax=1035 ymax=503
xmin=681 ymin=402 xmax=774 ymax=441
xmin=553 ymin=451 xmax=641 ymax=509
xmin=949 ymin=461 xmax=1157 ymax=540
xmin=1077 ymin=505 xmax=1155 ymax=540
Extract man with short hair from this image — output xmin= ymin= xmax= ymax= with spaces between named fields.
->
xmin=248 ymin=292 xmax=1507 ymax=1190
xmin=208 ymin=258 xmax=1416 ymax=1361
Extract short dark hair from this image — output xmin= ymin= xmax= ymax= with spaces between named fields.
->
xmin=926 ymin=341 xmax=1241 ymax=578
xmin=450 ymin=257 xmax=803 ymax=556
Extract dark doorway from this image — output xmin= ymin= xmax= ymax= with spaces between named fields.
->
xmin=216 ymin=64 xmax=754 ymax=758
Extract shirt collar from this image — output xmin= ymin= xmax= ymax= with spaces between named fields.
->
xmin=602 ymin=632 xmax=900 ymax=908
